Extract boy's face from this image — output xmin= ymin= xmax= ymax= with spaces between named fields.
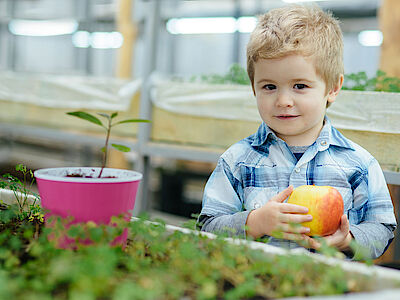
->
xmin=253 ymin=54 xmax=340 ymax=146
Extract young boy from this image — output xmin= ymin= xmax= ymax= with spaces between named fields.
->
xmin=197 ymin=4 xmax=397 ymax=259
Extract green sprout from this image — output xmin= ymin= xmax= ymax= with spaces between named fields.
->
xmin=0 ymin=164 xmax=40 ymax=219
xmin=67 ymin=111 xmax=150 ymax=177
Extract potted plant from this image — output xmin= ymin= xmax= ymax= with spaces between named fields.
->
xmin=33 ymin=112 xmax=149 ymax=247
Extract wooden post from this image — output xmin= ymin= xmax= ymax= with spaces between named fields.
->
xmin=375 ymin=0 xmax=400 ymax=265
xmin=379 ymin=0 xmax=400 ymax=77
xmin=374 ymin=184 xmax=400 ymax=264
xmin=116 ymin=0 xmax=137 ymax=78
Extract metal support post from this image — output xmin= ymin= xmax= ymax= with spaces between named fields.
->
xmin=232 ymin=0 xmax=241 ymax=64
xmin=133 ymin=0 xmax=161 ymax=215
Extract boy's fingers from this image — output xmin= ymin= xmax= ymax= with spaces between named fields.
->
xmin=271 ymin=186 xmax=294 ymax=203
xmin=281 ymin=232 xmax=307 ymax=241
xmin=279 ymin=213 xmax=312 ymax=224
xmin=280 ymin=203 xmax=309 ymax=214
xmin=340 ymin=214 xmax=349 ymax=232
xmin=302 ymin=236 xmax=321 ymax=249
xmin=279 ymin=223 xmax=310 ymax=234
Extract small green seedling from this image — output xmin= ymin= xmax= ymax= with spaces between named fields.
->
xmin=0 ymin=164 xmax=40 ymax=220
xmin=67 ymin=111 xmax=150 ymax=177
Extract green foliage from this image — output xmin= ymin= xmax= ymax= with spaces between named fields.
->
xmin=342 ymin=70 xmax=400 ymax=92
xmin=0 ymin=167 xmax=388 ymax=299
xmin=67 ymin=111 xmax=150 ymax=177
xmin=190 ymin=63 xmax=251 ymax=85
xmin=0 ymin=208 xmax=389 ymax=299
xmin=0 ymin=164 xmax=41 ymax=221
xmin=110 ymin=144 xmax=130 ymax=152
xmin=67 ymin=111 xmax=104 ymax=127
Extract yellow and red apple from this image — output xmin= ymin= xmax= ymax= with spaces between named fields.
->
xmin=287 ymin=185 xmax=344 ymax=236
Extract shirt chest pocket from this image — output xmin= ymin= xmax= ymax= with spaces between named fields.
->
xmin=243 ymin=186 xmax=279 ymax=210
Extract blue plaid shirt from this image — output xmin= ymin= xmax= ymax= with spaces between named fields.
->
xmin=199 ymin=118 xmax=397 ymax=258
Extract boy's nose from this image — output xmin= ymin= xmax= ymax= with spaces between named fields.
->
xmin=276 ymin=91 xmax=294 ymax=107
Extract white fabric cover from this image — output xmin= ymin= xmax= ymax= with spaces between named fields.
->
xmin=151 ymin=75 xmax=400 ymax=134
xmin=0 ymin=71 xmax=141 ymax=111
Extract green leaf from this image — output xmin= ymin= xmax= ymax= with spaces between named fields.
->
xmin=100 ymin=146 xmax=106 ymax=153
xmin=111 ymin=112 xmax=118 ymax=119
xmin=67 ymin=226 xmax=81 ymax=239
xmin=111 ymin=144 xmax=131 ymax=152
xmin=376 ymin=70 xmax=386 ymax=77
xmin=114 ymin=119 xmax=151 ymax=126
xmin=15 ymin=164 xmax=26 ymax=172
xmin=67 ymin=111 xmax=103 ymax=127
xmin=89 ymin=227 xmax=104 ymax=242
xmin=97 ymin=112 xmax=111 ymax=119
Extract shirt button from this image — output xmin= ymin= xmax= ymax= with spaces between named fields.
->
xmin=320 ymin=140 xmax=327 ymax=146
xmin=295 ymin=168 xmax=300 ymax=173
xmin=254 ymin=202 xmax=261 ymax=209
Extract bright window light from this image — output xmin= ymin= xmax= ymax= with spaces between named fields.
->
xmin=237 ymin=17 xmax=257 ymax=33
xmin=72 ymin=31 xmax=123 ymax=49
xmin=283 ymin=0 xmax=330 ymax=3
xmin=9 ymin=19 xmax=78 ymax=36
xmin=358 ymin=30 xmax=383 ymax=47
xmin=166 ymin=16 xmax=257 ymax=35
xmin=91 ymin=32 xmax=124 ymax=49
xmin=72 ymin=31 xmax=90 ymax=48
xmin=167 ymin=17 xmax=236 ymax=34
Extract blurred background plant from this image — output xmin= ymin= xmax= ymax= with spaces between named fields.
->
xmin=189 ymin=64 xmax=400 ymax=93
xmin=342 ymin=70 xmax=400 ymax=92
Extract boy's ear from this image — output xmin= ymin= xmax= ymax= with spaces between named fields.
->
xmin=327 ymin=74 xmax=344 ymax=104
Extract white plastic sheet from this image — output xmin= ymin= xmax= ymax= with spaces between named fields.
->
xmin=0 ymin=71 xmax=141 ymax=111
xmin=151 ymin=75 xmax=400 ymax=134
xmin=151 ymin=75 xmax=261 ymax=122
xmin=1 ymin=72 xmax=399 ymax=135
xmin=328 ymin=91 xmax=400 ymax=134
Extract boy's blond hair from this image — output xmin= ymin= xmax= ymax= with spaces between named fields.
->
xmin=247 ymin=5 xmax=343 ymax=94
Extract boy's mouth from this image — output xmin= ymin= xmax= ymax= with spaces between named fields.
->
xmin=275 ymin=114 xmax=299 ymax=120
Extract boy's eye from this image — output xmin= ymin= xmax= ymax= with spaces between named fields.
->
xmin=263 ymin=84 xmax=276 ymax=90
xmin=294 ymin=83 xmax=308 ymax=89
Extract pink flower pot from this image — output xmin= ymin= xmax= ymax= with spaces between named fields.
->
xmin=34 ymin=167 xmax=142 ymax=248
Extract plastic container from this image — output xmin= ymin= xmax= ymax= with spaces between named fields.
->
xmin=34 ymin=167 xmax=142 ymax=248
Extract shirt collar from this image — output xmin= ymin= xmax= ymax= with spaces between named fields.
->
xmin=251 ymin=122 xmax=277 ymax=147
xmin=319 ymin=117 xmax=355 ymax=150
xmin=251 ymin=117 xmax=355 ymax=150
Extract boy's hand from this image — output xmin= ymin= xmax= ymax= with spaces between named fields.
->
xmin=305 ymin=215 xmax=353 ymax=251
xmin=246 ymin=186 xmax=313 ymax=240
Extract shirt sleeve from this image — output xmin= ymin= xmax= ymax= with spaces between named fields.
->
xmin=198 ymin=211 xmax=252 ymax=238
xmin=348 ymin=158 xmax=397 ymax=259
xmin=198 ymin=156 xmax=247 ymax=236
xmin=349 ymin=223 xmax=394 ymax=259
xmin=200 ymin=157 xmax=244 ymax=217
